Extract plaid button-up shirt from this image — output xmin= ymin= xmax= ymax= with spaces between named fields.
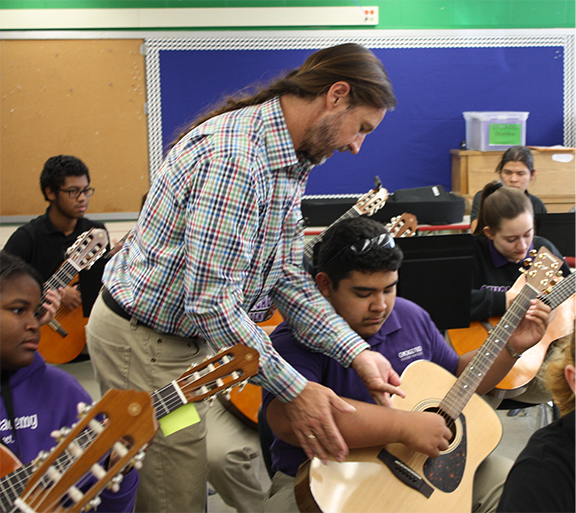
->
xmin=104 ymin=97 xmax=369 ymax=401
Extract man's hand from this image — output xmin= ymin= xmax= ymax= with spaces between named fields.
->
xmin=507 ymin=298 xmax=551 ymax=355
xmin=351 ymin=350 xmax=405 ymax=407
xmin=283 ymin=382 xmax=356 ymax=464
xmin=399 ymin=411 xmax=452 ymax=458
xmin=37 ymin=288 xmax=62 ymax=326
xmin=60 ymin=284 xmax=82 ymax=311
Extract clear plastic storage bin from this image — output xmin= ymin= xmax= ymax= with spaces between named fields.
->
xmin=463 ymin=111 xmax=529 ymax=151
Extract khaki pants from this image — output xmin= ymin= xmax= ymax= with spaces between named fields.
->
xmin=206 ymin=399 xmax=266 ymax=512
xmin=264 ymin=454 xmax=512 ymax=513
xmin=86 ymin=293 xmax=210 ymax=513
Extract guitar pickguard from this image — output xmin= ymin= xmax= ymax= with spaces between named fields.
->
xmin=378 ymin=414 xmax=467 ymax=497
xmin=423 ymin=414 xmax=467 ymax=492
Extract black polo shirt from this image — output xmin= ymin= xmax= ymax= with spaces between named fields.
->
xmin=3 ymin=209 xmax=110 ymax=314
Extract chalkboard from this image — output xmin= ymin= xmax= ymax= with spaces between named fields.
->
xmin=0 ymin=39 xmax=149 ymax=218
xmin=145 ymin=33 xmax=573 ymax=196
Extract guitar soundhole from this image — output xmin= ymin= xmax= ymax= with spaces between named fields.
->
xmin=423 ymin=406 xmax=457 ymax=445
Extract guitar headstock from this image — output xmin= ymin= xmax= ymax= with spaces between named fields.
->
xmin=66 ymin=228 xmax=109 ymax=272
xmin=177 ymin=345 xmax=260 ymax=403
xmin=520 ymin=246 xmax=562 ymax=294
xmin=17 ymin=389 xmax=156 ymax=513
xmin=386 ymin=213 xmax=418 ymax=238
xmin=352 ymin=186 xmax=389 ymax=217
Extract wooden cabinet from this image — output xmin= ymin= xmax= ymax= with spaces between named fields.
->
xmin=451 ymin=148 xmax=575 ymax=213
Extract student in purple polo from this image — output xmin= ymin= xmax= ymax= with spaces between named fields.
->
xmin=262 ymin=216 xmax=551 ymax=513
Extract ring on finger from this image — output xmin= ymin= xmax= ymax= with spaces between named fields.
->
xmin=307 ymin=433 xmax=316 ymax=439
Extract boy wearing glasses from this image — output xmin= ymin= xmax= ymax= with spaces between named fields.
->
xmin=261 ymin=216 xmax=551 ymax=513
xmin=4 ymin=155 xmax=108 ymax=312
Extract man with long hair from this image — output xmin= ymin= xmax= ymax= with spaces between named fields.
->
xmin=86 ymin=43 xmax=400 ymax=512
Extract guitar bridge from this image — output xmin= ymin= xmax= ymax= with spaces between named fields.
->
xmin=378 ymin=449 xmax=434 ymax=498
xmin=48 ymin=320 xmax=68 ymax=338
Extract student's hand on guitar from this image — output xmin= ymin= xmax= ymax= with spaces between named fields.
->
xmin=507 ymin=298 xmax=551 ymax=355
xmin=399 ymin=411 xmax=452 ymax=458
xmin=60 ymin=284 xmax=82 ymax=311
xmin=284 ymin=381 xmax=356 ymax=465
xmin=351 ymin=350 xmax=405 ymax=407
xmin=37 ymin=288 xmax=62 ymax=326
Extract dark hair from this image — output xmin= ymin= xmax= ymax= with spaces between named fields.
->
xmin=317 ymin=217 xmax=403 ymax=289
xmin=40 ymin=155 xmax=90 ymax=200
xmin=496 ymin=146 xmax=535 ymax=175
xmin=474 ymin=181 xmax=534 ymax=236
xmin=172 ymin=43 xmax=397 ymax=146
xmin=0 ymin=251 xmax=43 ymax=291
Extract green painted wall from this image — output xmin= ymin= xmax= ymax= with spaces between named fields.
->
xmin=0 ymin=1 xmax=573 ymax=30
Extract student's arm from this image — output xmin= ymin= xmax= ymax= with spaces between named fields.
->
xmin=267 ymin=396 xmax=452 ymax=458
xmin=457 ymin=298 xmax=550 ymax=396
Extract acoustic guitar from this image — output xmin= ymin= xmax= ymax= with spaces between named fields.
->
xmin=38 ymin=228 xmax=109 ymax=364
xmin=295 ymin=247 xmax=561 ymax=513
xmin=447 ymin=271 xmax=575 ymax=399
xmin=5 ymin=388 xmax=156 ymax=513
xmin=0 ymin=344 xmax=259 ymax=512
xmin=224 ymin=211 xmax=418 ymax=430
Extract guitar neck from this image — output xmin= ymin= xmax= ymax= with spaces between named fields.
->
xmin=440 ymin=284 xmax=540 ymax=419
xmin=303 ymin=206 xmax=361 ymax=261
xmin=151 ymin=381 xmax=188 ymax=420
xmin=540 ymin=272 xmax=575 ymax=310
xmin=0 ymin=463 xmax=33 ymax=511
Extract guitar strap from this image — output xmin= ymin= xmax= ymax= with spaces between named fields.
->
xmin=0 ymin=371 xmax=21 ymax=459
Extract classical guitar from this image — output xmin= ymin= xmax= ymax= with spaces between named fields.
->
xmin=0 ymin=344 xmax=259 ymax=512
xmin=38 ymin=228 xmax=109 ymax=364
xmin=6 ymin=388 xmax=156 ymax=513
xmin=295 ymin=247 xmax=561 ymax=513
xmin=447 ymin=271 xmax=575 ymax=399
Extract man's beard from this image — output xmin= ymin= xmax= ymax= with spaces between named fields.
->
xmin=298 ymin=113 xmax=345 ymax=166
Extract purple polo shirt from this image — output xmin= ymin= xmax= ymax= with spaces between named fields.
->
xmin=262 ymin=296 xmax=459 ymax=477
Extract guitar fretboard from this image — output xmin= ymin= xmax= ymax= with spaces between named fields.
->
xmin=151 ymin=383 xmax=186 ymax=419
xmin=439 ymin=283 xmax=540 ymax=421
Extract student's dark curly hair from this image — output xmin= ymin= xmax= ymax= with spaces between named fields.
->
xmin=316 ymin=217 xmax=403 ymax=289
xmin=0 ymin=251 xmax=43 ymax=291
xmin=40 ymin=155 xmax=90 ymax=200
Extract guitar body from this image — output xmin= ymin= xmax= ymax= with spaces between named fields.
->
xmin=220 ymin=309 xmax=282 ymax=428
xmin=296 ymin=361 xmax=502 ymax=513
xmin=38 ymin=276 xmax=87 ymax=364
xmin=0 ymin=445 xmax=21 ymax=479
xmin=447 ymin=295 xmax=575 ymax=398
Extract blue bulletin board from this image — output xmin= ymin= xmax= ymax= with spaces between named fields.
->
xmin=145 ymin=32 xmax=574 ymax=196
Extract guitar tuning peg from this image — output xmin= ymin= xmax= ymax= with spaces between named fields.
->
xmin=50 ymin=426 xmax=72 ymax=442
xmin=107 ymin=474 xmax=124 ymax=493
xmin=529 ymin=249 xmax=538 ymax=257
xmin=132 ymin=451 xmax=146 ymax=470
xmin=237 ymin=380 xmax=247 ymax=393
xmin=207 ymin=395 xmax=216 ymax=407
xmin=86 ymin=496 xmax=102 ymax=511
xmin=77 ymin=401 xmax=93 ymax=417
xmin=519 ymin=267 xmax=528 ymax=275
xmin=32 ymin=450 xmax=50 ymax=470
